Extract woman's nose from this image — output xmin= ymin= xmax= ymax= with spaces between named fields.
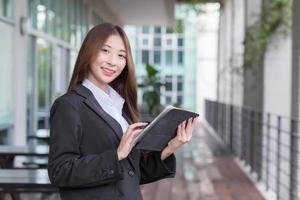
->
xmin=107 ymin=54 xmax=117 ymax=66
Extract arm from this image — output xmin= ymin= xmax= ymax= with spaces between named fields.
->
xmin=48 ymin=98 xmax=123 ymax=188
xmin=161 ymin=117 xmax=198 ymax=160
xmin=139 ymin=151 xmax=176 ymax=185
xmin=139 ymin=117 xmax=198 ymax=184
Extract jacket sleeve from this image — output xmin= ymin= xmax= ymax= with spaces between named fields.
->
xmin=139 ymin=151 xmax=176 ymax=185
xmin=47 ymin=97 xmax=123 ymax=188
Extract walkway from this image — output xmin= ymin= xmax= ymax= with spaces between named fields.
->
xmin=141 ymin=122 xmax=265 ymax=200
xmin=1 ymin=122 xmax=264 ymax=200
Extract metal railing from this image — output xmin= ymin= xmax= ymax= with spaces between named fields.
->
xmin=205 ymin=99 xmax=300 ymax=200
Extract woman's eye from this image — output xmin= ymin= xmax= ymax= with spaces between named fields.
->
xmin=102 ymin=49 xmax=109 ymax=53
xmin=119 ymin=54 xmax=126 ymax=59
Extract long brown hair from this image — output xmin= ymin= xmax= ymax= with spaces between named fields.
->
xmin=68 ymin=23 xmax=139 ymax=122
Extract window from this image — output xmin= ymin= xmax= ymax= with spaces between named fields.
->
xmin=177 ymin=96 xmax=183 ymax=105
xmin=142 ymin=50 xmax=149 ymax=64
xmin=177 ymin=76 xmax=183 ymax=91
xmin=154 ymin=50 xmax=161 ymax=65
xmin=154 ymin=38 xmax=161 ymax=47
xmin=142 ymin=26 xmax=149 ymax=33
xmin=166 ymin=50 xmax=173 ymax=66
xmin=166 ymin=27 xmax=173 ymax=33
xmin=178 ymin=38 xmax=184 ymax=47
xmin=166 ymin=38 xmax=172 ymax=46
xmin=165 ymin=76 xmax=172 ymax=91
xmin=166 ymin=96 xmax=172 ymax=104
xmin=0 ymin=0 xmax=13 ymax=18
xmin=154 ymin=26 xmax=161 ymax=34
xmin=143 ymin=38 xmax=148 ymax=46
xmin=178 ymin=51 xmax=184 ymax=65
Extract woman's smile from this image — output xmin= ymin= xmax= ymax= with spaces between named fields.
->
xmin=101 ymin=66 xmax=116 ymax=77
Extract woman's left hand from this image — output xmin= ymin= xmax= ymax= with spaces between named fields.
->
xmin=161 ymin=117 xmax=198 ymax=160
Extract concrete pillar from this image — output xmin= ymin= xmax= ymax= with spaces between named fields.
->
xmin=243 ymin=0 xmax=263 ymax=110
xmin=291 ymin=0 xmax=300 ymax=119
xmin=12 ymin=0 xmax=28 ymax=146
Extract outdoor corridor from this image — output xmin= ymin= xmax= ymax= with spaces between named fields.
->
xmin=1 ymin=122 xmax=265 ymax=200
xmin=141 ymin=122 xmax=265 ymax=200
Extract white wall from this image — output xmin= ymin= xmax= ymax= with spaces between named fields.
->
xmin=231 ymin=0 xmax=245 ymax=106
xmin=196 ymin=4 xmax=219 ymax=119
xmin=264 ymin=35 xmax=292 ymax=117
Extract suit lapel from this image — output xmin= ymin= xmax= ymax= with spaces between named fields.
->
xmin=73 ymin=84 xmax=138 ymax=172
xmin=73 ymin=85 xmax=123 ymax=141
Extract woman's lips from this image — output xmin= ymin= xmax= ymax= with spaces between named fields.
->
xmin=101 ymin=67 xmax=115 ymax=77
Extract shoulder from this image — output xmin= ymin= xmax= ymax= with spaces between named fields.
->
xmin=51 ymin=91 xmax=84 ymax=114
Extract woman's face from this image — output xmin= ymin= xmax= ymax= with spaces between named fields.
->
xmin=88 ymin=34 xmax=127 ymax=91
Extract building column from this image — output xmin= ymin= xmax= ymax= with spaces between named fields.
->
xmin=290 ymin=2 xmax=300 ymax=200
xmin=243 ymin=0 xmax=263 ymax=110
xmin=12 ymin=0 xmax=27 ymax=146
xmin=291 ymin=0 xmax=300 ymax=119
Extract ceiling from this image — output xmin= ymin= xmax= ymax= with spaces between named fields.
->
xmin=91 ymin=0 xmax=176 ymax=26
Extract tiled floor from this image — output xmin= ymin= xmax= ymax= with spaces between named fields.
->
xmin=1 ymin=122 xmax=264 ymax=200
xmin=141 ymin=123 xmax=265 ymax=200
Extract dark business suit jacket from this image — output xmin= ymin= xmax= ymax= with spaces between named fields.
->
xmin=47 ymin=84 xmax=176 ymax=200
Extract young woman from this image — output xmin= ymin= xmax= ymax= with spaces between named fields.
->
xmin=48 ymin=23 xmax=197 ymax=200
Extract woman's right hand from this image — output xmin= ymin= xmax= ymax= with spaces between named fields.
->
xmin=117 ymin=122 xmax=148 ymax=160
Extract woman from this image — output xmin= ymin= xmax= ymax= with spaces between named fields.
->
xmin=48 ymin=23 xmax=197 ymax=200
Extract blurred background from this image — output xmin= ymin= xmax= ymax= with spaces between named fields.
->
xmin=0 ymin=0 xmax=299 ymax=199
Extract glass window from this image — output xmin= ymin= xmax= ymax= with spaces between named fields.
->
xmin=0 ymin=21 xmax=14 ymax=130
xmin=154 ymin=26 xmax=161 ymax=34
xmin=165 ymin=76 xmax=172 ymax=91
xmin=166 ymin=27 xmax=173 ymax=33
xmin=28 ymin=0 xmax=38 ymax=29
xmin=166 ymin=38 xmax=172 ymax=46
xmin=154 ymin=50 xmax=161 ymax=65
xmin=69 ymin=0 xmax=76 ymax=46
xmin=154 ymin=38 xmax=161 ymax=47
xmin=177 ymin=96 xmax=183 ymax=105
xmin=142 ymin=50 xmax=149 ymax=64
xmin=142 ymin=26 xmax=149 ymax=33
xmin=178 ymin=51 xmax=184 ymax=65
xmin=177 ymin=76 xmax=183 ymax=91
xmin=142 ymin=38 xmax=148 ymax=46
xmin=0 ymin=0 xmax=13 ymax=18
xmin=62 ymin=0 xmax=70 ymax=42
xmin=166 ymin=96 xmax=172 ymax=104
xmin=166 ymin=50 xmax=173 ymax=66
xmin=37 ymin=3 xmax=47 ymax=32
xmin=178 ymin=38 xmax=184 ymax=47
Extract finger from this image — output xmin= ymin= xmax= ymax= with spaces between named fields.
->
xmin=130 ymin=129 xmax=143 ymax=138
xmin=185 ymin=120 xmax=193 ymax=136
xmin=177 ymin=122 xmax=183 ymax=138
xmin=186 ymin=118 xmax=193 ymax=131
xmin=193 ymin=117 xmax=199 ymax=126
xmin=126 ymin=122 xmax=147 ymax=134
xmin=131 ymin=122 xmax=148 ymax=130
xmin=180 ymin=122 xmax=187 ymax=140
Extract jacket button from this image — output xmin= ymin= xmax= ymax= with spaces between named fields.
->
xmin=128 ymin=170 xmax=135 ymax=176
xmin=109 ymin=169 xmax=114 ymax=175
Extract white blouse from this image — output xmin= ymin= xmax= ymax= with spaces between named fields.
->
xmin=82 ymin=79 xmax=129 ymax=133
